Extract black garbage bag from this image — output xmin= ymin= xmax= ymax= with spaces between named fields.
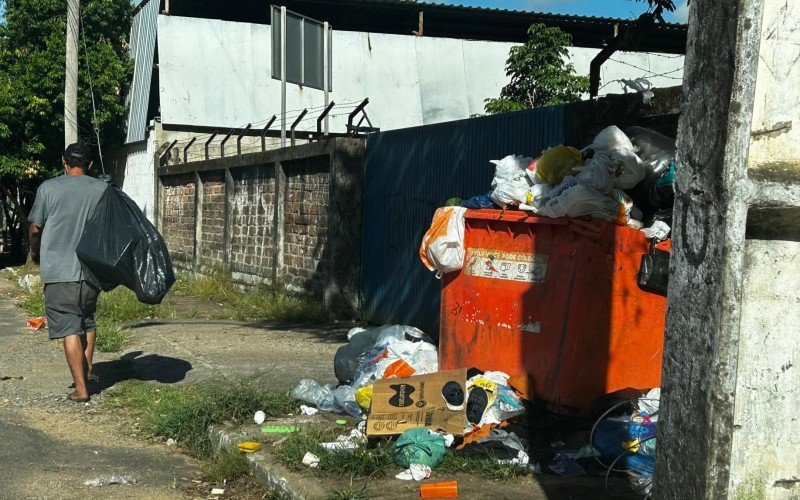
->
xmin=76 ymin=186 xmax=175 ymax=304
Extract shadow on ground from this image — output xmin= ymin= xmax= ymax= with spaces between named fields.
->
xmin=89 ymin=350 xmax=192 ymax=395
xmin=128 ymin=319 xmax=350 ymax=344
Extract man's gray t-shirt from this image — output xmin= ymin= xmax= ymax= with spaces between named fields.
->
xmin=28 ymin=175 xmax=108 ymax=284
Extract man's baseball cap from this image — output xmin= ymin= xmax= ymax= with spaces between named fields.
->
xmin=63 ymin=142 xmax=92 ymax=163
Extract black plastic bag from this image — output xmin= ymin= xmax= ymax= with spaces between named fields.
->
xmin=76 ymin=186 xmax=175 ymax=304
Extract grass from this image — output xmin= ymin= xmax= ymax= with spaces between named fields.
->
xmin=15 ymin=273 xmax=173 ymax=353
xmin=276 ymin=425 xmax=395 ymax=479
xmin=106 ymin=378 xmax=297 ymax=457
xmin=438 ymin=450 xmax=528 ymax=480
xmin=173 ymin=271 xmax=329 ymax=323
xmin=95 ymin=324 xmax=127 ymax=353
xmin=201 ymin=449 xmax=251 ymax=483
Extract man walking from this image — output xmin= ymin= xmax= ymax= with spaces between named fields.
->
xmin=28 ymin=142 xmax=108 ymax=402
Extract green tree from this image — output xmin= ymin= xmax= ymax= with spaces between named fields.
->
xmin=0 ymin=0 xmax=132 ymax=254
xmin=484 ymin=24 xmax=588 ymax=115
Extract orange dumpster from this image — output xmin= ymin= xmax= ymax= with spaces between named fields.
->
xmin=438 ymin=209 xmax=667 ymax=414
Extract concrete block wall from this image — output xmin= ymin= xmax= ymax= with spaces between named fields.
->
xmin=157 ymin=138 xmax=364 ymax=315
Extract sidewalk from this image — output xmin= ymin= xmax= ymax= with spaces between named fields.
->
xmin=0 ymin=277 xmax=346 ymax=499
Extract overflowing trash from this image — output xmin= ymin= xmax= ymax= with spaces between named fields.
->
xmin=419 ymin=126 xmax=677 ymax=276
xmin=286 ymin=319 xmax=659 ymax=496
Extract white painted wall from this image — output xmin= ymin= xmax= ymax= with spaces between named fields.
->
xmin=120 ymin=131 xmax=156 ymax=222
xmin=156 ymin=15 xmax=684 ymax=133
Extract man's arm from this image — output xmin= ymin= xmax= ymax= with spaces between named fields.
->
xmin=29 ymin=223 xmax=41 ymax=264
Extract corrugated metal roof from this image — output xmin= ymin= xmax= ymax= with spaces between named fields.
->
xmin=367 ymin=0 xmax=686 ymax=29
xmin=165 ymin=0 xmax=686 ymax=53
xmin=361 ymin=105 xmax=565 ymax=335
xmin=125 ymin=0 xmax=159 ymax=144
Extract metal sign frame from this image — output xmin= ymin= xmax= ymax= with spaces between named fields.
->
xmin=271 ymin=5 xmax=333 ymax=145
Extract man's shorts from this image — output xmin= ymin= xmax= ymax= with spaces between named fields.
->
xmin=43 ymin=281 xmax=99 ymax=339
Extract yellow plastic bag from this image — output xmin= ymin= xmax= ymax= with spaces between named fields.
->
xmin=355 ymin=384 xmax=373 ymax=411
xmin=236 ymin=441 xmax=261 ymax=453
xmin=535 ymin=145 xmax=584 ymax=185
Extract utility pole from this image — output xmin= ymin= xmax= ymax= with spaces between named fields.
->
xmin=64 ymin=0 xmax=79 ymax=147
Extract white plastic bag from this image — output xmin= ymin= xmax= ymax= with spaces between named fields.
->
xmin=585 ymin=126 xmax=645 ymax=189
xmin=573 ymin=156 xmax=614 ymax=194
xmin=490 ymin=155 xmax=532 ymax=187
xmin=490 ymin=155 xmax=534 ymax=207
xmin=537 ymin=176 xmax=620 ymax=220
xmin=419 ymin=207 xmax=466 ymax=278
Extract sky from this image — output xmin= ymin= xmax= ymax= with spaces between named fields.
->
xmin=424 ymin=0 xmax=689 ymax=23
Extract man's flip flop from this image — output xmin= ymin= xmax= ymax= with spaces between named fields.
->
xmin=66 ymin=393 xmax=90 ymax=403
xmin=87 ymin=374 xmax=100 ymax=383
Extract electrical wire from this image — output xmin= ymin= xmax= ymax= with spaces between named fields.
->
xmin=79 ymin=10 xmax=105 ymax=175
xmin=588 ymin=398 xmax=660 ymax=497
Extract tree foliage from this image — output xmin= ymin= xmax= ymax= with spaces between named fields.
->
xmin=0 ymin=0 xmax=132 ymax=250
xmin=0 ymin=0 xmax=132 ymax=180
xmin=485 ymin=23 xmax=588 ymax=115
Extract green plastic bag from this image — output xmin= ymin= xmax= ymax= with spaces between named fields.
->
xmin=394 ymin=428 xmax=446 ymax=468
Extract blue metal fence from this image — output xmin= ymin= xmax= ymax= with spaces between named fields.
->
xmin=361 ymin=106 xmax=566 ymax=336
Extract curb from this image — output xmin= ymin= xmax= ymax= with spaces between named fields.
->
xmin=208 ymin=421 xmax=327 ymax=500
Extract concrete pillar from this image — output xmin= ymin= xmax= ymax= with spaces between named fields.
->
xmin=654 ymin=0 xmax=800 ymax=498
xmin=273 ymin=160 xmax=286 ymax=284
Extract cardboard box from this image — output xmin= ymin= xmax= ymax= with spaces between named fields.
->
xmin=367 ymin=368 xmax=468 ymax=437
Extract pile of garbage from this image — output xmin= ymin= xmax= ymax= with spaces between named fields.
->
xmin=458 ymin=125 xmax=676 ymax=237
xmin=289 ymin=324 xmax=531 ymax=486
xmin=286 ymin=325 xmax=661 ymax=496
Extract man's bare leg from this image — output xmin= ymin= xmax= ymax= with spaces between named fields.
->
xmin=64 ymin=334 xmax=89 ymax=400
xmin=85 ymin=330 xmax=96 ymax=381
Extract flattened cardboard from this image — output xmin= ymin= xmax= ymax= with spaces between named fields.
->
xmin=367 ymin=368 xmax=468 ymax=437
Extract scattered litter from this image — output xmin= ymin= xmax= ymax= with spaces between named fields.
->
xmin=442 ymin=434 xmax=455 ymax=448
xmin=395 ymin=464 xmax=432 ymax=481
xmin=253 ymin=410 xmax=266 ymax=424
xmin=321 ymin=441 xmax=359 ymax=452
xmin=26 ymin=317 xmax=46 ymax=330
xmin=548 ymin=450 xmax=586 ymax=476
xmin=299 ymin=405 xmax=318 ymax=416
xmin=368 ymin=369 xmax=467 ymax=437
xmin=166 ymin=438 xmax=176 ymax=446
xmin=420 ymin=480 xmax=458 ymax=499
xmin=394 ymin=428 xmax=446 ymax=468
xmin=642 ymin=221 xmax=670 ymax=241
xmin=335 ymin=419 xmax=347 ymax=425
xmin=301 ymin=452 xmax=320 ymax=468
xmin=0 ymin=376 xmax=24 ymax=381
xmin=18 ymin=274 xmax=41 ymax=293
xmin=210 ymin=487 xmax=225 ymax=495
xmin=84 ymin=476 xmax=137 ymax=487
xmin=236 ymin=441 xmax=261 ymax=453
xmin=260 ymin=425 xmax=298 ymax=434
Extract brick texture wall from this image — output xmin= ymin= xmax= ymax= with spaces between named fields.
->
xmin=161 ymin=174 xmax=196 ymax=265
xmin=156 ymin=138 xmax=365 ymax=316
xmin=283 ymin=157 xmax=330 ymax=291
xmin=198 ymin=171 xmax=225 ymax=269
xmin=230 ymin=165 xmax=276 ymax=277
